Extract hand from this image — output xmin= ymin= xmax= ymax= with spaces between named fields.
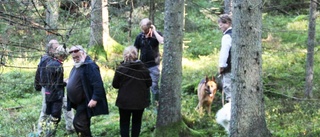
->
xmin=151 ymin=25 xmax=156 ymax=32
xmin=88 ymin=99 xmax=97 ymax=108
xmin=64 ymin=78 xmax=69 ymax=83
xmin=219 ymin=67 xmax=224 ymax=74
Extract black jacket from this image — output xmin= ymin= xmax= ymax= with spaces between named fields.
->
xmin=34 ymin=55 xmax=52 ymax=91
xmin=112 ymin=60 xmax=152 ymax=109
xmin=45 ymin=58 xmax=65 ymax=102
xmin=67 ymin=56 xmax=109 ymax=117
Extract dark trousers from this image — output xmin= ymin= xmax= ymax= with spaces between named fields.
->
xmin=45 ymin=100 xmax=63 ymax=118
xmin=74 ymin=101 xmax=92 ymax=137
xmin=119 ymin=108 xmax=144 ymax=137
xmin=45 ymin=100 xmax=62 ymax=136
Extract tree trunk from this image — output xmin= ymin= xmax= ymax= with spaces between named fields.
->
xmin=224 ymin=0 xmax=232 ymax=14
xmin=89 ymin=0 xmax=103 ymax=47
xmin=102 ymin=0 xmax=110 ymax=46
xmin=304 ymin=0 xmax=317 ymax=99
xmin=149 ymin=0 xmax=155 ymax=23
xmin=128 ymin=0 xmax=134 ymax=38
xmin=45 ymin=0 xmax=59 ymax=43
xmin=155 ymin=0 xmax=190 ymax=136
xmin=231 ymin=0 xmax=271 ymax=136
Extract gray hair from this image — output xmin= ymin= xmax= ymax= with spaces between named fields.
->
xmin=46 ymin=39 xmax=59 ymax=56
xmin=140 ymin=18 xmax=152 ymax=28
xmin=123 ymin=46 xmax=138 ymax=63
xmin=69 ymin=45 xmax=86 ymax=54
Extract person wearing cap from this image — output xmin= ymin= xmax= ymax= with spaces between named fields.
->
xmin=66 ymin=45 xmax=109 ymax=137
xmin=34 ymin=39 xmax=75 ymax=136
xmin=42 ymin=45 xmax=69 ymax=136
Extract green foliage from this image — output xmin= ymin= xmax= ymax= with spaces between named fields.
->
xmin=1 ymin=1 xmax=320 ymax=136
xmin=265 ymin=98 xmax=320 ymax=136
xmin=0 ymin=70 xmax=35 ymax=99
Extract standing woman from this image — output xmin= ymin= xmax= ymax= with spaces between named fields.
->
xmin=112 ymin=46 xmax=152 ymax=137
xmin=44 ymin=45 xmax=69 ymax=136
xmin=218 ymin=14 xmax=233 ymax=102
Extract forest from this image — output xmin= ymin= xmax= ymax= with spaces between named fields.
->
xmin=0 ymin=0 xmax=320 ymax=137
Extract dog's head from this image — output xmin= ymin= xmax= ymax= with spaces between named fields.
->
xmin=204 ymin=76 xmax=217 ymax=96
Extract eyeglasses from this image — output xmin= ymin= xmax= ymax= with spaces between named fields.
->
xmin=69 ymin=49 xmax=80 ymax=54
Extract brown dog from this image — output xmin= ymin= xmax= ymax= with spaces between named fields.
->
xmin=196 ymin=76 xmax=217 ymax=115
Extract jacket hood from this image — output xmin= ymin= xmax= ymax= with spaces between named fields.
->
xmin=120 ymin=60 xmax=146 ymax=70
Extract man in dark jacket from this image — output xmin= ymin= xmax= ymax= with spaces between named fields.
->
xmin=66 ymin=45 xmax=109 ymax=137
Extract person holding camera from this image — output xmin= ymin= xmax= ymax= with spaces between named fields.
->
xmin=134 ymin=18 xmax=164 ymax=108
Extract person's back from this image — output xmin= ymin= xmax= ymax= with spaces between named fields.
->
xmin=45 ymin=58 xmax=65 ymax=102
xmin=113 ymin=60 xmax=152 ymax=109
xmin=112 ymin=45 xmax=152 ymax=137
xmin=35 ymin=54 xmax=52 ymax=90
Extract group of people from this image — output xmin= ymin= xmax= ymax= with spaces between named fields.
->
xmin=33 ymin=18 xmax=163 ymax=137
xmin=34 ymin=41 xmax=109 ymax=136
xmin=112 ymin=18 xmax=164 ymax=137
xmin=33 ymin=14 xmax=232 ymax=136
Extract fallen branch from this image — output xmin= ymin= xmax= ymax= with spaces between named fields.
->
xmin=3 ymin=106 xmax=23 ymax=110
xmin=264 ymin=90 xmax=319 ymax=101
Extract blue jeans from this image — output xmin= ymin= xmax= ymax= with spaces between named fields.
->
xmin=148 ymin=65 xmax=160 ymax=101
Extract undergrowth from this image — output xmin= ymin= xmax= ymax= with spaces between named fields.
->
xmin=1 ymin=1 xmax=320 ymax=136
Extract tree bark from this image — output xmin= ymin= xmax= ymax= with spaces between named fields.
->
xmin=224 ymin=0 xmax=232 ymax=14
xmin=304 ymin=0 xmax=317 ymax=98
xmin=89 ymin=0 xmax=103 ymax=47
xmin=102 ymin=0 xmax=110 ymax=46
xmin=45 ymin=0 xmax=59 ymax=43
xmin=231 ymin=0 xmax=271 ymax=136
xmin=149 ymin=0 xmax=155 ymax=23
xmin=155 ymin=0 xmax=186 ymax=136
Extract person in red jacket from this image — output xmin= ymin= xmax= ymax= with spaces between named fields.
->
xmin=112 ymin=45 xmax=152 ymax=137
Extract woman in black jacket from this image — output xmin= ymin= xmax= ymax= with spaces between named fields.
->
xmin=112 ymin=45 xmax=152 ymax=137
xmin=44 ymin=45 xmax=68 ymax=136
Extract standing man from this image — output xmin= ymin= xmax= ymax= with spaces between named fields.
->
xmin=66 ymin=45 xmax=109 ymax=137
xmin=34 ymin=39 xmax=75 ymax=136
xmin=134 ymin=18 xmax=164 ymax=106
xmin=218 ymin=14 xmax=233 ymax=102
